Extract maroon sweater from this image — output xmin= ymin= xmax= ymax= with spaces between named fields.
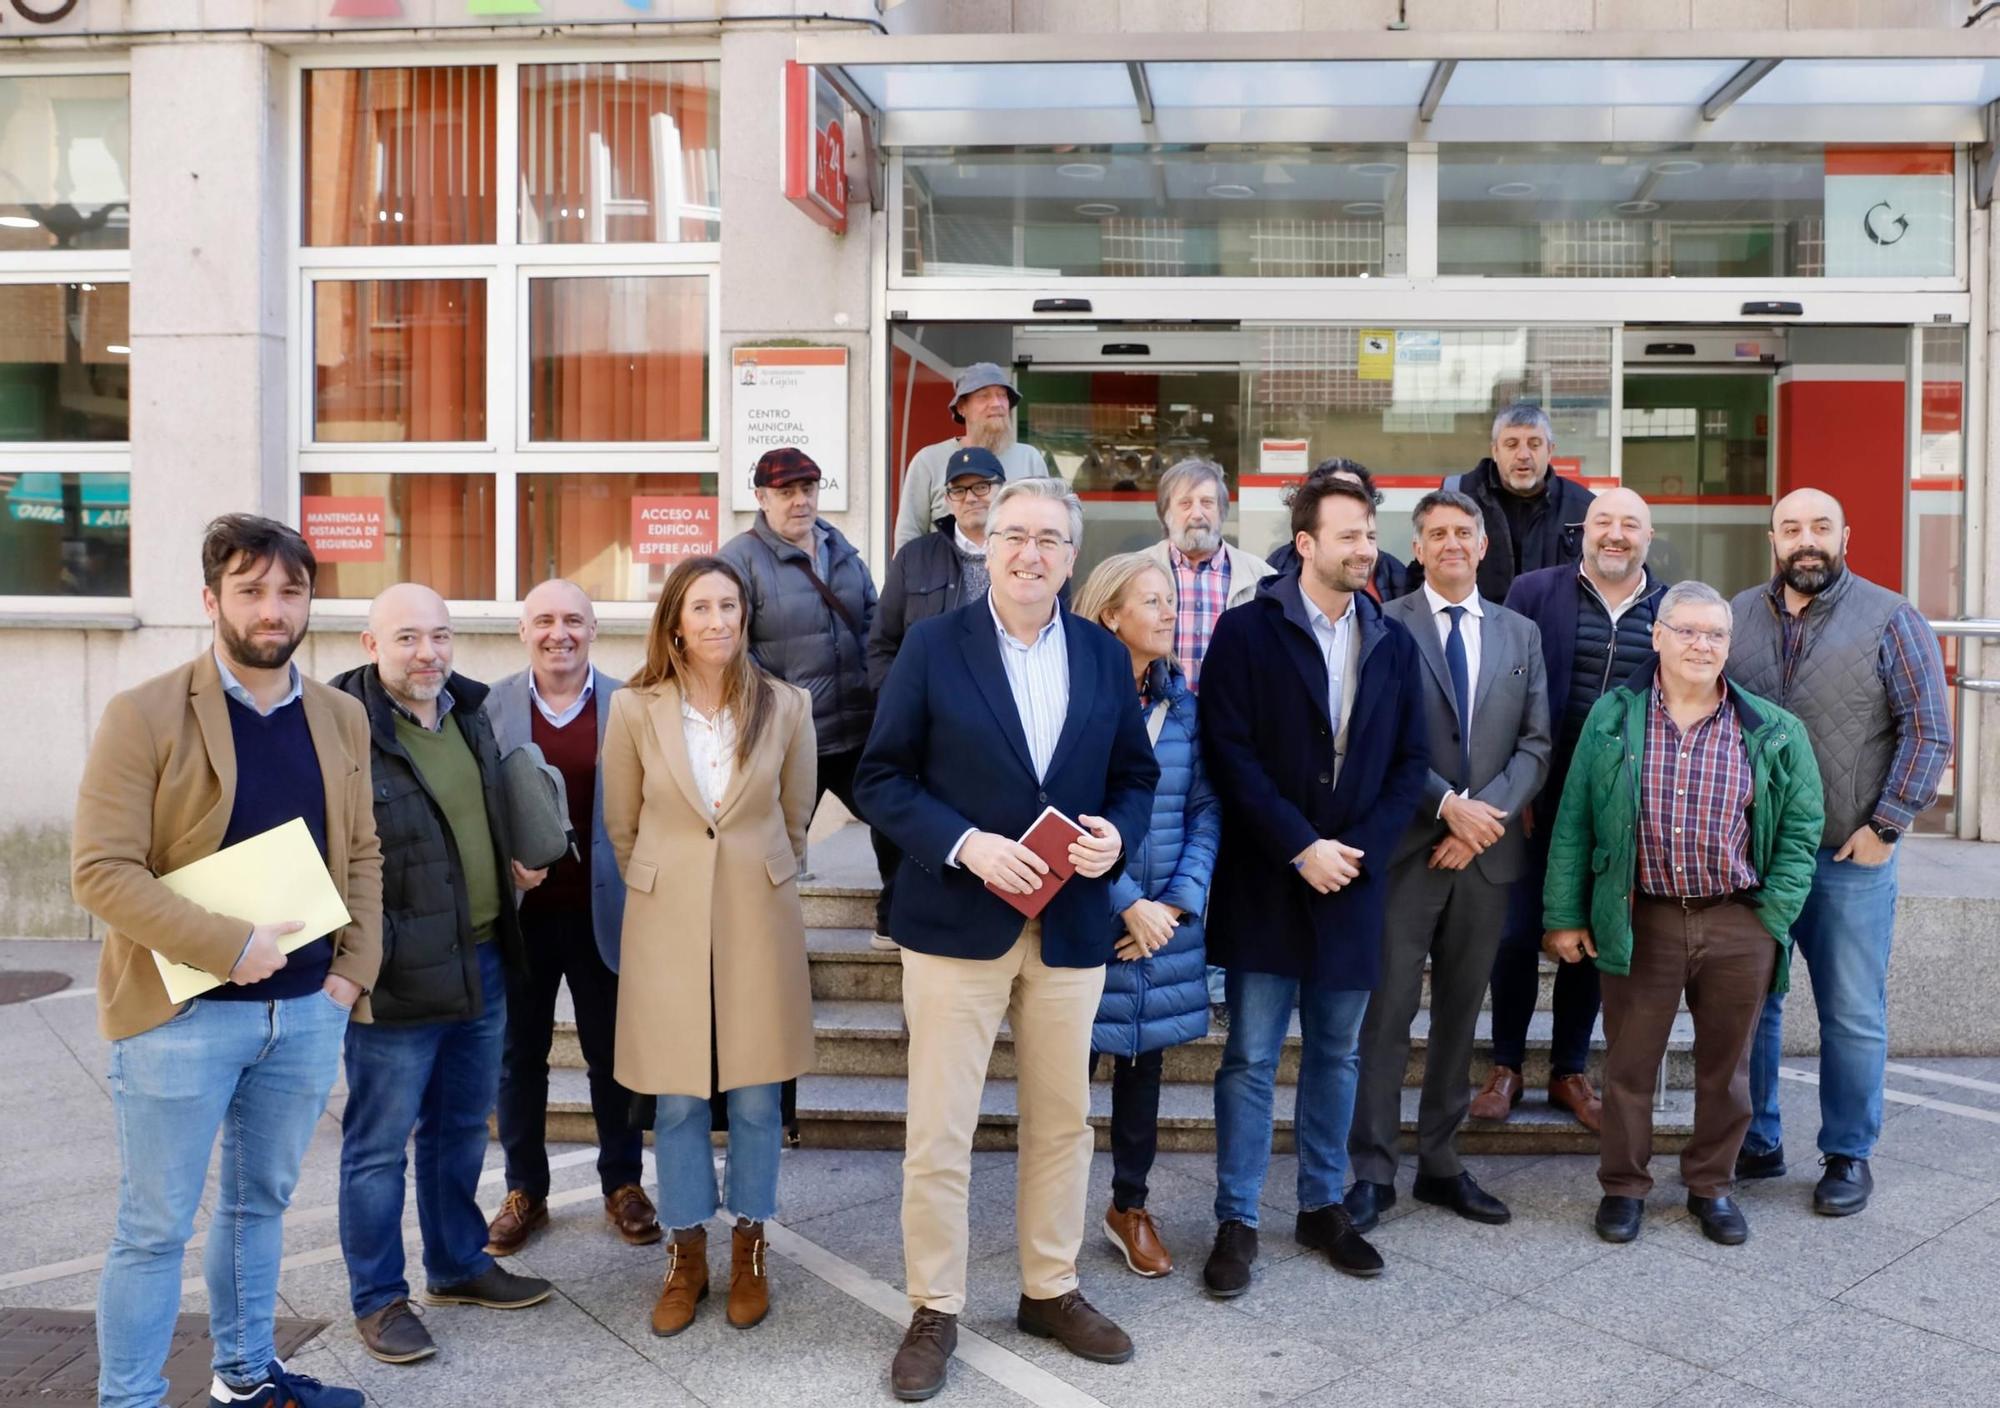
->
xmin=522 ymin=701 xmax=596 ymax=911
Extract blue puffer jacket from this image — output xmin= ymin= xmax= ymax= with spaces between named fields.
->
xmin=1092 ymin=659 xmax=1219 ymax=1059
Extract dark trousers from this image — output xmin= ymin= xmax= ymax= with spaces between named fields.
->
xmin=1492 ymin=826 xmax=1599 ymax=1077
xmin=817 ymin=746 xmax=898 ymax=935
xmin=1096 ymin=1049 xmax=1165 ymax=1211
xmin=1599 ymin=897 xmax=1776 ymax=1200
xmin=497 ymin=905 xmax=643 ymax=1198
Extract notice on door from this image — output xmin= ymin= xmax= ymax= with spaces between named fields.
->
xmin=630 ymin=496 xmax=718 ymax=563
xmin=299 ymin=496 xmax=385 ymax=563
xmin=730 ymin=346 xmax=849 ymax=513
xmin=1357 ymin=330 xmax=1395 ymax=381
xmin=1258 ymin=438 xmax=1310 ymax=479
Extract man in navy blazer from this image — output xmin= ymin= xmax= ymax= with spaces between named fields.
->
xmin=855 ymin=479 xmax=1158 ymax=1402
xmin=1196 ymin=472 xmax=1429 ymax=1298
xmin=481 ymin=580 xmax=655 ymax=1259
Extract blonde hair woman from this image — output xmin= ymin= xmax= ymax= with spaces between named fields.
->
xmin=1072 ymin=553 xmax=1219 ymax=1279
xmin=601 ymin=555 xmax=816 ymax=1338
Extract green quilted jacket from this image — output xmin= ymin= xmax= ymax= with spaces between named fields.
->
xmin=1541 ymin=666 xmax=1825 ymax=993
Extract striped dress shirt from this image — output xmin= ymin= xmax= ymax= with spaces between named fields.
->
xmin=1636 ymin=682 xmax=1758 ymax=899
xmin=990 ymin=594 xmax=1069 ymax=781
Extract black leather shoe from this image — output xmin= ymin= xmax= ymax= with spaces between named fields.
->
xmin=1736 ymin=1143 xmax=1787 ymax=1180
xmin=1813 ymin=1156 xmax=1874 ymax=1217
xmin=1412 ymin=1171 xmax=1511 ymax=1226
xmin=1688 ymin=1194 xmax=1750 ymax=1245
xmin=1202 ymin=1219 xmax=1258 ymax=1299
xmin=1342 ymin=1180 xmax=1396 ymax=1233
xmin=1295 ymin=1204 xmax=1384 ymax=1278
xmin=1594 ymin=1196 xmax=1644 ymax=1243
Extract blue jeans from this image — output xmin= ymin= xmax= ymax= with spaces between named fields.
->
xmin=1213 ymin=968 xmax=1371 ymax=1226
xmin=98 ymin=990 xmax=350 ymax=1408
xmin=338 ymin=942 xmax=507 ymax=1318
xmin=1745 ymin=846 xmax=1899 ymax=1161
xmin=653 ymin=1081 xmax=784 ymax=1230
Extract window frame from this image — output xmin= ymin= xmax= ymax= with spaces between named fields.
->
xmin=0 ymin=58 xmax=134 ymax=616
xmin=287 ymin=43 xmax=723 ymax=621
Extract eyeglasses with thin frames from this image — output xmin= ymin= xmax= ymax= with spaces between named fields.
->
xmin=1660 ymin=624 xmax=1731 ymax=647
xmin=992 ymin=529 xmax=1073 ymax=555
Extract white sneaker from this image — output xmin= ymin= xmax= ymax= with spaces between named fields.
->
xmin=869 ymin=933 xmax=898 ymax=951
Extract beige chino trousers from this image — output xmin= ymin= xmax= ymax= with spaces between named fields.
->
xmin=900 ymin=920 xmax=1107 ymax=1314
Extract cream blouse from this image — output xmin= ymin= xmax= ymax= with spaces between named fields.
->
xmin=681 ymin=696 xmax=737 ymax=816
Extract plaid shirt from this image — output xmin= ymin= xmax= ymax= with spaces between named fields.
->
xmin=1637 ymin=680 xmax=1758 ymax=899
xmin=1773 ymin=581 xmax=1952 ymax=832
xmin=1168 ymin=544 xmax=1230 ymax=693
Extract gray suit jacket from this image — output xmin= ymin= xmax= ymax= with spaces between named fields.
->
xmin=485 ymin=664 xmax=627 ymax=971
xmin=1387 ymin=590 xmax=1552 ymax=884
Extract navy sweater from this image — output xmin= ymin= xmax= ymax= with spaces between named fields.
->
xmin=203 ymin=694 xmax=331 ymax=1002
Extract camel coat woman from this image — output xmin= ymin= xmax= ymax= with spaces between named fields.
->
xmin=601 ymin=679 xmax=817 ymax=1101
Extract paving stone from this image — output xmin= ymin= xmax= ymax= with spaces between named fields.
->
xmin=1369 ymin=1301 xmax=1705 ymax=1407
xmin=1650 ymin=1374 xmax=1806 ymax=1407
xmin=1870 ymin=1105 xmax=2000 ymax=1182
xmin=1362 ymin=1190 xmax=1625 ymax=1298
xmin=1721 ymin=1302 xmax=2000 ymax=1408
xmin=1282 ymin=1369 xmax=1452 ymax=1408
xmin=1670 ymin=1185 xmax=1936 ymax=1297
xmin=1837 ymin=1212 xmax=2000 ymax=1353
xmin=1227 ymin=1241 xmax=1490 ymax=1366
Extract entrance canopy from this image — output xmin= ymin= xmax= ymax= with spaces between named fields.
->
xmin=796 ymin=30 xmax=2000 ymax=148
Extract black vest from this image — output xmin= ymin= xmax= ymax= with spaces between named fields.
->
xmin=1560 ymin=579 xmax=1658 ymax=771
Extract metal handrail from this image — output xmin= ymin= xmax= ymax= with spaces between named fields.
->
xmin=1928 ymin=619 xmax=2000 ymax=694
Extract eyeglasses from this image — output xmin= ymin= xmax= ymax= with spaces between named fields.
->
xmin=992 ymin=529 xmax=1073 ymax=555
xmin=1661 ymin=624 xmax=1731 ymax=647
xmin=945 ymin=481 xmax=996 ymax=501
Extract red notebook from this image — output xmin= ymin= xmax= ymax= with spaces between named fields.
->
xmin=984 ymin=806 xmax=1089 ymax=920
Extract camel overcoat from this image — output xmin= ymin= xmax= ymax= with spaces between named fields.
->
xmin=601 ymin=678 xmax=817 ymax=1098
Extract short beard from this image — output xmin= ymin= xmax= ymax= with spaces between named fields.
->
xmin=217 ymin=615 xmax=304 ymax=671
xmin=388 ymin=672 xmax=446 ymax=705
xmin=1779 ymin=549 xmax=1842 ymax=596
xmin=1171 ymin=523 xmax=1223 ymax=558
xmin=1586 ymin=546 xmax=1643 ymax=583
xmin=962 ymin=417 xmax=1015 ymax=454
xmin=1308 ymin=554 xmax=1373 ymax=597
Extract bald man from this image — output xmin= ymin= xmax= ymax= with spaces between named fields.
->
xmin=332 ymin=586 xmax=554 ymax=1366
xmin=484 ymin=580 xmax=658 ymax=1258
xmin=1471 ymin=489 xmax=1669 ymax=1133
xmin=1729 ymin=489 xmax=1951 ymax=1217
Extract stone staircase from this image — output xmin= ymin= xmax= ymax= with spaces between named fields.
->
xmin=544 ymin=824 xmax=1695 ymax=1154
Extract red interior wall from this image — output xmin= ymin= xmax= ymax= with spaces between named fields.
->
xmin=1776 ymin=378 xmax=1905 ymax=593
xmin=889 ymin=346 xmax=962 ymax=534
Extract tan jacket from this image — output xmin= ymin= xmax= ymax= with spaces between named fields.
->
xmin=602 ymin=679 xmax=817 ymax=1098
xmin=1143 ymin=538 xmax=1276 ymax=612
xmin=72 ymin=653 xmax=385 ymax=1041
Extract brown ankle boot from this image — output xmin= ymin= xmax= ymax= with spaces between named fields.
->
xmin=727 ymin=1219 xmax=769 ymax=1329
xmin=650 ymin=1226 xmax=708 ymax=1337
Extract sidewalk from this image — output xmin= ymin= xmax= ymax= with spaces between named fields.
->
xmin=6 ymin=936 xmax=2000 ymax=1408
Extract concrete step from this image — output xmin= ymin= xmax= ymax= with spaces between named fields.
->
xmin=540 ymin=1067 xmax=1694 ymax=1156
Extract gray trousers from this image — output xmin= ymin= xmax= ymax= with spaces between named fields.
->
xmin=1348 ymin=854 xmax=1509 ymax=1185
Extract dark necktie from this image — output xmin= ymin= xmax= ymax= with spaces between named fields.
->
xmin=1445 ymin=605 xmax=1472 ymax=784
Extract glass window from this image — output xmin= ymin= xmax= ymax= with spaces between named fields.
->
xmin=0 ymin=74 xmax=129 ymax=253
xmin=0 ymin=470 xmax=129 ymax=595
xmin=313 ymin=279 xmax=487 ymax=442
xmin=304 ymin=67 xmax=498 ymax=246
xmin=517 ymin=471 xmax=720 ymax=603
xmin=298 ymin=471 xmax=495 ymax=599
xmin=0 ymin=282 xmax=130 ymax=441
xmin=1911 ymin=323 xmax=1964 ymax=837
xmin=1439 ymin=143 xmax=1955 ymax=279
xmin=527 ymin=275 xmax=707 ymax=442
xmin=519 ymin=62 xmax=720 ymax=244
xmin=901 ymin=146 xmax=1407 ymax=278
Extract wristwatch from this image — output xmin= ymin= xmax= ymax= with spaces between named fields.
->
xmin=1870 ymin=822 xmax=1902 ymax=845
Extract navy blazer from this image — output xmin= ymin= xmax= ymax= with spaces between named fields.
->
xmin=483 ymin=665 xmax=627 ymax=972
xmin=1199 ymin=575 xmax=1429 ymax=991
xmin=853 ymin=600 xmax=1161 ymax=967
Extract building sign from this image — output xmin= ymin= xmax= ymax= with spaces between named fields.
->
xmin=730 ymin=347 xmax=849 ymax=512
xmin=1257 ymin=438 xmax=1309 ymax=479
xmin=630 ymin=495 xmax=718 ymax=563
xmin=300 ymin=495 xmax=386 ymax=563
xmin=1823 ymin=147 xmax=1954 ymax=279
xmin=782 ymin=62 xmax=848 ymax=235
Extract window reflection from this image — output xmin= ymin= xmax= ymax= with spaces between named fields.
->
xmin=299 ymin=471 xmax=495 ymax=599
xmin=0 ymin=283 xmax=130 ymax=441
xmin=517 ymin=471 xmax=719 ymax=602
xmin=527 ymin=276 xmax=708 ymax=442
xmin=304 ymin=67 xmax=498 ymax=247
xmin=0 ymin=74 xmax=130 ymax=253
xmin=0 ymin=470 xmax=129 ymax=596
xmin=313 ymin=279 xmax=487 ymax=443
xmin=519 ymin=62 xmax=720 ymax=244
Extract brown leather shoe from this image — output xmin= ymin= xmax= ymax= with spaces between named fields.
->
xmin=605 ymin=1184 xmax=663 ymax=1246
xmin=484 ymin=1189 xmax=548 ymax=1256
xmin=727 ymin=1219 xmax=770 ymax=1329
xmin=650 ymin=1226 xmax=709 ymax=1338
xmin=1016 ymin=1289 xmax=1134 ymax=1364
xmin=1548 ymin=1073 xmax=1604 ymax=1133
xmin=891 ymin=1308 xmax=957 ymax=1401
xmin=1102 ymin=1203 xmax=1172 ymax=1278
xmin=1468 ymin=1066 xmax=1524 ymax=1123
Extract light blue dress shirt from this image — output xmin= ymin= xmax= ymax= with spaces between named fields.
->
xmin=529 ymin=669 xmax=596 ymax=729
xmin=213 ymin=649 xmax=302 ymax=717
xmin=946 ymin=595 xmax=1071 ymax=868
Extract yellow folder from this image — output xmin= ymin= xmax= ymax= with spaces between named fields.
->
xmin=153 ymin=817 xmax=352 ymax=1004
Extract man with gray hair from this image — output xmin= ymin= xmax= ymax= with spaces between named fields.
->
xmin=895 ymin=362 xmax=1053 ymax=551
xmin=1142 ymin=458 xmax=1274 ymax=692
xmin=1541 ymin=579 xmax=1823 ymax=1248
xmin=1446 ymin=403 xmax=1596 ymax=602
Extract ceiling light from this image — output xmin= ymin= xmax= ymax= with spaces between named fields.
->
xmin=1074 ymin=202 xmax=1120 ymax=217
xmin=1651 ymin=159 xmax=1703 ymax=176
xmin=1057 ymin=162 xmax=1106 ymax=179
xmin=0 ymin=215 xmax=40 ymax=229
xmin=1615 ymin=199 xmax=1661 ymax=215
xmin=1206 ymin=184 xmax=1255 ymax=199
xmin=1342 ymin=201 xmax=1385 ymax=216
xmin=1487 ymin=182 xmax=1535 ymax=197
xmin=105 ymin=344 xmax=130 ymax=355
xmin=1351 ymin=162 xmax=1401 ymax=177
